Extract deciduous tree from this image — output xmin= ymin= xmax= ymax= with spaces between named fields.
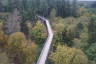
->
xmin=49 ymin=45 xmax=88 ymax=64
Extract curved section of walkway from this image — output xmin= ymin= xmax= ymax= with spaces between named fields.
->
xmin=36 ymin=16 xmax=54 ymax=64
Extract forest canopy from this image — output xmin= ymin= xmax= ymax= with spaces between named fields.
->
xmin=0 ymin=0 xmax=96 ymax=64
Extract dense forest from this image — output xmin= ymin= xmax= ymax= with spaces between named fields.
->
xmin=0 ymin=0 xmax=96 ymax=64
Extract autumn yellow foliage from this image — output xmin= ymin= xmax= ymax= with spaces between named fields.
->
xmin=8 ymin=32 xmax=27 ymax=48
xmin=49 ymin=45 xmax=88 ymax=64
xmin=0 ymin=31 xmax=8 ymax=48
xmin=7 ymin=32 xmax=37 ymax=64
xmin=0 ymin=51 xmax=10 ymax=64
xmin=22 ymin=43 xmax=37 ymax=64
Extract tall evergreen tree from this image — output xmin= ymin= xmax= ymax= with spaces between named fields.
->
xmin=72 ymin=0 xmax=78 ymax=17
